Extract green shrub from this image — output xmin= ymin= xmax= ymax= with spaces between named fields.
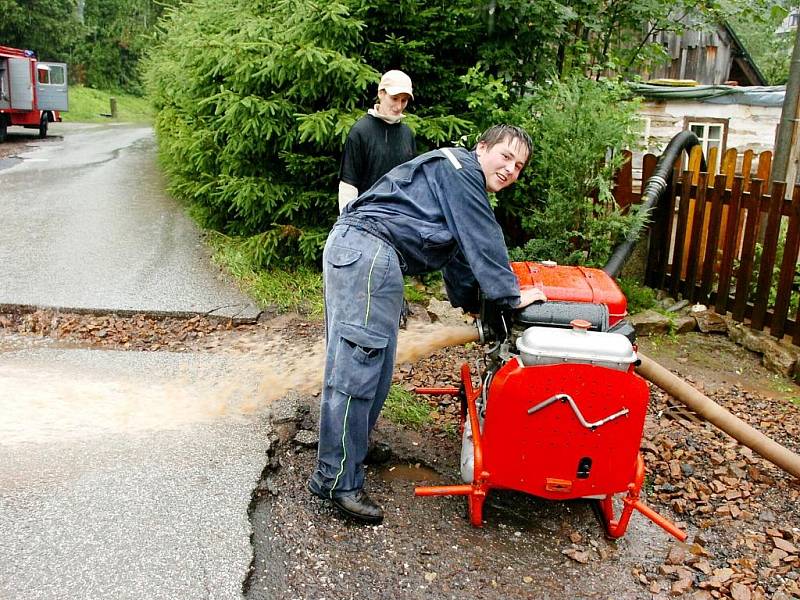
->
xmin=617 ymin=277 xmax=657 ymax=314
xmin=144 ymin=0 xmax=473 ymax=269
xmin=498 ymin=76 xmax=646 ymax=267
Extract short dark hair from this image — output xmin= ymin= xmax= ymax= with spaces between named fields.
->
xmin=476 ymin=124 xmax=533 ymax=166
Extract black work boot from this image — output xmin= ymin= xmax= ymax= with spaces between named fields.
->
xmin=331 ymin=490 xmax=384 ymax=524
xmin=307 ymin=477 xmax=329 ymax=500
xmin=364 ymin=441 xmax=393 ymax=465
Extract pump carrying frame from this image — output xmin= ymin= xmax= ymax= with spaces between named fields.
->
xmin=414 ymin=363 xmax=686 ymax=541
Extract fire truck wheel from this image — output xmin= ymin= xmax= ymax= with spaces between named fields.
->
xmin=38 ymin=114 xmax=48 ymax=138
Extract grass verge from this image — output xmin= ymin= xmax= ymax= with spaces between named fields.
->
xmin=383 ymin=385 xmax=433 ymax=428
xmin=207 ymin=232 xmax=324 ymax=317
xmin=63 ymin=85 xmax=153 ymax=123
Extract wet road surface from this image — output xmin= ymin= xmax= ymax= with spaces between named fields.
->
xmin=0 ymin=122 xmax=269 ymax=599
xmin=0 ymin=123 xmax=259 ymax=320
xmin=0 ymin=338 xmax=272 ymax=600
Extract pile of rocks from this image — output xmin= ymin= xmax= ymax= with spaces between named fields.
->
xmin=629 ymin=299 xmax=800 ymax=379
xmin=632 ymin=383 xmax=800 ymax=599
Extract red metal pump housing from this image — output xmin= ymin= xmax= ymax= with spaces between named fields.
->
xmin=415 ymin=261 xmax=686 ymax=541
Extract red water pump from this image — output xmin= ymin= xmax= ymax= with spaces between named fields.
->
xmin=415 ymin=261 xmax=686 ymax=541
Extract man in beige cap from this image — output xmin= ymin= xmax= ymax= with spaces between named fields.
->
xmin=337 ymin=70 xmax=416 ymax=212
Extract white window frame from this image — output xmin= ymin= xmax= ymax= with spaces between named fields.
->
xmin=685 ymin=118 xmax=728 ymax=173
xmin=37 ymin=64 xmax=65 ymax=86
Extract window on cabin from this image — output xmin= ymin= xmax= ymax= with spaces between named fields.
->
xmin=49 ymin=65 xmax=65 ymax=85
xmin=688 ymin=121 xmax=725 ymax=172
xmin=37 ymin=65 xmax=65 ymax=85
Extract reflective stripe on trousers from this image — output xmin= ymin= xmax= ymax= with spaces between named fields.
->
xmin=311 ymin=224 xmax=404 ymax=496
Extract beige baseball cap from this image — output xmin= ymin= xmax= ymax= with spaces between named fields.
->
xmin=378 ymin=70 xmax=414 ymax=99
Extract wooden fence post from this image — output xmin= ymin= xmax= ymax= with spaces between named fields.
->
xmin=669 ymin=172 xmax=693 ymax=297
xmin=685 ymin=171 xmax=708 ymax=301
xmin=774 ymin=185 xmax=800 ymax=340
xmin=751 ymin=181 xmax=786 ymax=330
xmin=715 ymin=177 xmax=745 ymax=314
xmin=731 ymin=179 xmax=764 ymax=322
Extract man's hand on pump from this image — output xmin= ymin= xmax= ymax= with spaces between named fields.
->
xmin=518 ymin=286 xmax=547 ymax=308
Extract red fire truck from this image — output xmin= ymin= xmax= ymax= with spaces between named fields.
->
xmin=0 ymin=45 xmax=68 ymax=142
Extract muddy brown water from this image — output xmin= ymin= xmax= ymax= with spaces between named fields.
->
xmin=0 ymin=324 xmax=480 ymax=445
xmin=249 ymin=323 xmax=480 ymax=402
xmin=377 ymin=463 xmax=446 ymax=484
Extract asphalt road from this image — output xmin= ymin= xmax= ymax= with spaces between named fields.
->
xmin=0 ymin=123 xmax=271 ymax=599
xmin=0 ymin=341 xmax=272 ymax=600
xmin=0 ymin=122 xmax=259 ymax=321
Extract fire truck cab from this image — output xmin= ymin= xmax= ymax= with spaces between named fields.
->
xmin=0 ymin=45 xmax=68 ymax=142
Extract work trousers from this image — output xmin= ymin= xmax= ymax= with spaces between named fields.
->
xmin=310 ymin=223 xmax=404 ymax=496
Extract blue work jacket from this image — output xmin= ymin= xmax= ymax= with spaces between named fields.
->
xmin=341 ymin=147 xmax=521 ymax=312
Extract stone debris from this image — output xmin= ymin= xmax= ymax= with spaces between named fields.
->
xmin=562 ymin=548 xmax=591 ymax=564
xmin=293 ymin=430 xmax=318 ymax=448
xmin=630 ymin=378 xmax=800 ymax=599
xmin=629 ymin=309 xmax=672 ymax=336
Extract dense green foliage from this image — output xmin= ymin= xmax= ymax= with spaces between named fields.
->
xmin=0 ymin=0 xmax=82 ymax=61
xmin=728 ymin=1 xmax=795 ymax=85
xmin=0 ymin=0 xmax=171 ymax=92
xmin=70 ymin=0 xmax=168 ymax=93
xmin=144 ymin=0 xmax=474 ymax=268
xmin=499 ymin=77 xmax=645 ymax=266
xmin=617 ymin=277 xmax=658 ymax=314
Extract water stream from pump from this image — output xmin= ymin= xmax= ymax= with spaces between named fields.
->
xmin=0 ymin=323 xmax=480 ymax=444
xmin=246 ymin=322 xmax=479 ymax=411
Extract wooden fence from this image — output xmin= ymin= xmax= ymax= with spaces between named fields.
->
xmin=614 ymin=147 xmax=800 ymax=346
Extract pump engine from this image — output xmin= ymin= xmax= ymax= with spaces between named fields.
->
xmin=415 ymin=261 xmax=686 ymax=541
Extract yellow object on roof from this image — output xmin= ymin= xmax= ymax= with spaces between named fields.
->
xmin=647 ymin=79 xmax=699 ymax=87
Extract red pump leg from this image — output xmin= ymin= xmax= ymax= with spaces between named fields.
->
xmin=415 ymin=363 xmax=491 ymax=527
xmin=600 ymin=454 xmax=687 ymax=541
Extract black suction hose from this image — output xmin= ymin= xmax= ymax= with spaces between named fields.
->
xmin=602 ymin=131 xmax=705 ymax=277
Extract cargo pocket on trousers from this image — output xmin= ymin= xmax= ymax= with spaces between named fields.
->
xmin=326 ymin=245 xmax=361 ymax=268
xmin=329 ymin=323 xmax=389 ymax=399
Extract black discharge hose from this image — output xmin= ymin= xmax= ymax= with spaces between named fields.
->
xmin=602 ymin=131 xmax=705 ymax=277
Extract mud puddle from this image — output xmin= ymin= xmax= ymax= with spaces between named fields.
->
xmin=377 ymin=462 xmax=445 ymax=484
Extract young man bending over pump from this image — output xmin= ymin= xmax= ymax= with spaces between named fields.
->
xmin=308 ymin=124 xmax=546 ymax=524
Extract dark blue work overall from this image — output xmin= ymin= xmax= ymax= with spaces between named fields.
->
xmin=310 ymin=147 xmax=521 ymax=498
